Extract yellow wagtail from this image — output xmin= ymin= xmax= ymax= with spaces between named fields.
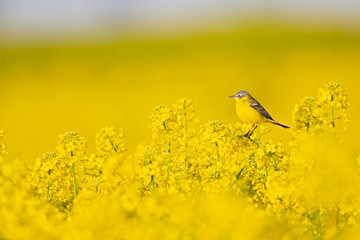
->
xmin=229 ymin=90 xmax=290 ymax=138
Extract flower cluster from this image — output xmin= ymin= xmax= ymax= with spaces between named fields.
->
xmin=293 ymin=96 xmax=327 ymax=132
xmin=1 ymin=148 xmax=64 ymax=239
xmin=293 ymin=82 xmax=349 ymax=135
xmin=56 ymin=131 xmax=87 ymax=160
xmin=1 ymin=82 xmax=359 ymax=240
xmin=95 ymin=126 xmax=126 ymax=155
xmin=317 ymin=82 xmax=350 ymax=131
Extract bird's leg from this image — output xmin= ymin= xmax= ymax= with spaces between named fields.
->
xmin=248 ymin=124 xmax=258 ymax=137
xmin=245 ymin=124 xmax=258 ymax=139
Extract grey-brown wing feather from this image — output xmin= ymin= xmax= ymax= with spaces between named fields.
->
xmin=248 ymin=97 xmax=273 ymax=120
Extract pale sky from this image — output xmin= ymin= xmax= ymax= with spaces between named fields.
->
xmin=0 ymin=0 xmax=359 ymax=40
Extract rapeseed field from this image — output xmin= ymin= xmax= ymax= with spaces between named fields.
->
xmin=1 ymin=81 xmax=359 ymax=239
xmin=2 ymin=25 xmax=360 ymax=164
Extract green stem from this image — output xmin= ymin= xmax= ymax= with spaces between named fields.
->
xmin=183 ymin=100 xmax=188 ymax=162
xmin=271 ymin=156 xmax=278 ymax=171
xmin=109 ymin=137 xmax=118 ymax=152
xmin=264 ymin=165 xmax=268 ymax=177
xmin=163 ymin=122 xmax=171 ymax=153
xmin=236 ymin=168 xmax=243 ymax=180
xmin=331 ymin=106 xmax=335 ymax=129
xmin=72 ymin=162 xmax=77 ymax=199
xmin=148 ymin=175 xmax=156 ymax=193
xmin=215 ymin=142 xmax=219 ymax=162
xmin=46 ymin=178 xmax=50 ymax=202
xmin=49 ymin=193 xmax=53 ymax=202
xmin=47 ymin=170 xmax=53 ymax=202
xmin=331 ymin=94 xmax=336 ymax=141
xmin=193 ymin=174 xmax=203 ymax=190
xmin=255 ymin=138 xmax=261 ymax=147
xmin=331 ymin=94 xmax=335 ymax=128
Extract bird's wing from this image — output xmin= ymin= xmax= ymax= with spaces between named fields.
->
xmin=248 ymin=97 xmax=273 ymax=120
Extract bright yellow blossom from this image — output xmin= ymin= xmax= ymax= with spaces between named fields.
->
xmin=1 ymin=82 xmax=358 ymax=240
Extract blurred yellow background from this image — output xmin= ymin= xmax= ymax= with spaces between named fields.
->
xmin=1 ymin=23 xmax=360 ymax=164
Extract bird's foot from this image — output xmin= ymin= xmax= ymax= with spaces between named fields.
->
xmin=243 ymin=133 xmax=253 ymax=141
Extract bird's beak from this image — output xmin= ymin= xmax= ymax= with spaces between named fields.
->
xmin=229 ymin=95 xmax=236 ymax=98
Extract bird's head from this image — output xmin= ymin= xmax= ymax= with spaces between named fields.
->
xmin=229 ymin=90 xmax=251 ymax=99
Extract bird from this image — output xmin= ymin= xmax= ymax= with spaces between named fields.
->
xmin=229 ymin=90 xmax=290 ymax=138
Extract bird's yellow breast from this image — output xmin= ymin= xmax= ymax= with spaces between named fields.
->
xmin=235 ymin=97 xmax=267 ymax=124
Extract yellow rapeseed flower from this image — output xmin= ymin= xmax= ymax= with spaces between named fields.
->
xmin=1 ymin=81 xmax=358 ymax=240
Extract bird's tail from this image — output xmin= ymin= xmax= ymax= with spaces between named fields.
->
xmin=269 ymin=120 xmax=291 ymax=128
